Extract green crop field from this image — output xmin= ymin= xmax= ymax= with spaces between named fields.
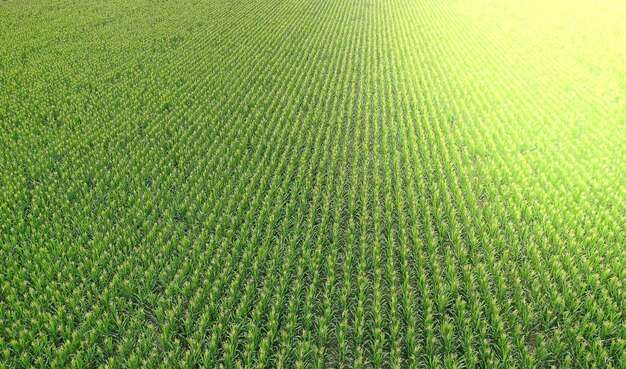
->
xmin=1 ymin=0 xmax=625 ymax=368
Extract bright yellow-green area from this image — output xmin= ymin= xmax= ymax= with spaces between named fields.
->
xmin=1 ymin=0 xmax=624 ymax=368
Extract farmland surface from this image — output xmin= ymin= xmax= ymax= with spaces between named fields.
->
xmin=1 ymin=0 xmax=625 ymax=368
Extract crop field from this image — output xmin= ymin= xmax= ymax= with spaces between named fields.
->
xmin=1 ymin=0 xmax=625 ymax=368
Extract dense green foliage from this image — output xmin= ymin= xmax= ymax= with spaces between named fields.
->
xmin=1 ymin=0 xmax=625 ymax=368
